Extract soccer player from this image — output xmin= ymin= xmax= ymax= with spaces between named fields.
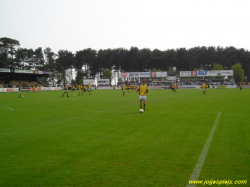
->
xmin=239 ymin=82 xmax=243 ymax=92
xmin=83 ymin=85 xmax=86 ymax=93
xmin=88 ymin=83 xmax=91 ymax=95
xmin=18 ymin=85 xmax=23 ymax=98
xmin=62 ymin=84 xmax=69 ymax=97
xmin=122 ymin=83 xmax=126 ymax=96
xmin=130 ymin=84 xmax=133 ymax=91
xmin=32 ymin=85 xmax=36 ymax=92
xmin=126 ymin=84 xmax=130 ymax=93
xmin=137 ymin=80 xmax=149 ymax=111
xmin=78 ymin=84 xmax=83 ymax=95
xmin=72 ymin=84 xmax=75 ymax=92
xmin=134 ymin=84 xmax=137 ymax=91
xmin=171 ymin=83 xmax=176 ymax=92
xmin=202 ymin=82 xmax=207 ymax=95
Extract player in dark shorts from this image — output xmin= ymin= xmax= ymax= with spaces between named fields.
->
xmin=171 ymin=83 xmax=176 ymax=92
xmin=18 ymin=86 xmax=23 ymax=98
xmin=239 ymin=83 xmax=242 ymax=92
xmin=83 ymin=85 xmax=86 ymax=93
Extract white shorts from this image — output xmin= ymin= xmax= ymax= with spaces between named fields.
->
xmin=203 ymin=89 xmax=206 ymax=91
xmin=139 ymin=95 xmax=146 ymax=101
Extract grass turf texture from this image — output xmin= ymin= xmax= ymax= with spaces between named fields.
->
xmin=0 ymin=89 xmax=249 ymax=187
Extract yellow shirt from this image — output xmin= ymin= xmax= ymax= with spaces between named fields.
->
xmin=88 ymin=84 xmax=91 ymax=89
xmin=202 ymin=83 xmax=206 ymax=89
xmin=138 ymin=84 xmax=148 ymax=96
xmin=172 ymin=84 xmax=175 ymax=88
xmin=122 ymin=84 xmax=126 ymax=90
xmin=84 ymin=86 xmax=86 ymax=89
xmin=134 ymin=85 xmax=137 ymax=89
xmin=78 ymin=85 xmax=81 ymax=90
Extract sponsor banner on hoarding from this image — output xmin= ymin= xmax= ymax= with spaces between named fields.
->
xmin=0 ymin=88 xmax=18 ymax=92
xmin=119 ymin=72 xmax=150 ymax=78
xmin=21 ymin=87 xmax=30 ymax=91
xmin=32 ymin=70 xmax=44 ymax=74
xmin=167 ymin=76 xmax=177 ymax=81
xmin=83 ymin=79 xmax=95 ymax=85
xmin=0 ymin=68 xmax=11 ymax=72
xmin=43 ymin=71 xmax=53 ymax=75
xmin=15 ymin=69 xmax=34 ymax=74
xmin=179 ymin=86 xmax=200 ymax=89
xmin=37 ymin=71 xmax=44 ymax=74
xmin=119 ymin=72 xmax=128 ymax=78
xmin=180 ymin=71 xmax=191 ymax=77
xmin=42 ymin=87 xmax=52 ymax=91
xmin=97 ymin=79 xmax=110 ymax=85
xmin=151 ymin=72 xmax=156 ymax=77
xmin=156 ymin=72 xmax=167 ymax=77
xmin=197 ymin=70 xmax=233 ymax=77
xmin=148 ymin=86 xmax=161 ymax=89
xmin=217 ymin=85 xmax=227 ymax=89
xmin=7 ymin=88 xmax=15 ymax=91
xmin=192 ymin=71 xmax=197 ymax=77
xmin=14 ymin=69 xmax=52 ymax=74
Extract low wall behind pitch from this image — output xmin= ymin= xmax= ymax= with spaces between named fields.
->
xmin=0 ymin=87 xmax=62 ymax=92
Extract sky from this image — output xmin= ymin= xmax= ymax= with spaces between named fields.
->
xmin=1 ymin=0 xmax=250 ymax=54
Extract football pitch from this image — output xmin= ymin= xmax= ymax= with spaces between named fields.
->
xmin=0 ymin=88 xmax=249 ymax=187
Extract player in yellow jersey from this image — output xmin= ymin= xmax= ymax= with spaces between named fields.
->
xmin=121 ymin=83 xmax=126 ymax=96
xmin=78 ymin=84 xmax=83 ymax=95
xmin=130 ymin=84 xmax=133 ymax=91
xmin=62 ymin=84 xmax=69 ymax=97
xmin=202 ymin=82 xmax=207 ymax=95
xmin=88 ymin=83 xmax=92 ymax=95
xmin=72 ymin=84 xmax=75 ymax=92
xmin=171 ymin=83 xmax=176 ymax=92
xmin=126 ymin=84 xmax=130 ymax=93
xmin=32 ymin=85 xmax=36 ymax=92
xmin=137 ymin=80 xmax=149 ymax=111
xmin=83 ymin=85 xmax=86 ymax=93
xmin=122 ymin=83 xmax=126 ymax=96
xmin=134 ymin=84 xmax=137 ymax=91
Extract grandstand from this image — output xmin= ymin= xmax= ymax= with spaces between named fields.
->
xmin=0 ymin=68 xmax=51 ymax=88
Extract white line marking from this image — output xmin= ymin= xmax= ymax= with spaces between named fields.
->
xmin=6 ymin=107 xmax=14 ymax=110
xmin=0 ymin=106 xmax=14 ymax=111
xmin=186 ymin=112 xmax=221 ymax=187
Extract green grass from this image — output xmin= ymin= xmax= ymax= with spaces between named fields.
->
xmin=0 ymin=88 xmax=249 ymax=187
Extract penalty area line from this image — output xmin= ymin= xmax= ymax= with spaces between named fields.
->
xmin=186 ymin=112 xmax=221 ymax=187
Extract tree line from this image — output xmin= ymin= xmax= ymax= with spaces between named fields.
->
xmin=0 ymin=37 xmax=249 ymax=84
